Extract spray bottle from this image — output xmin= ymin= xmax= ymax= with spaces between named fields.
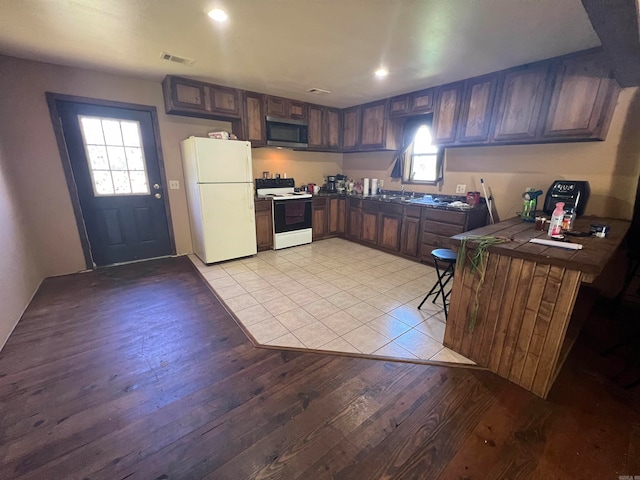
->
xmin=548 ymin=202 xmax=565 ymax=237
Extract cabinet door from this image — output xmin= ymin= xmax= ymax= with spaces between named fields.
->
xmin=313 ymin=204 xmax=328 ymax=240
xmin=342 ymin=106 xmax=360 ymax=151
xmin=457 ymin=75 xmax=498 ymax=144
xmin=164 ymin=76 xmax=207 ymax=112
xmin=378 ymin=214 xmax=402 ymax=251
xmin=265 ymin=96 xmax=287 ymax=118
xmin=328 ymin=197 xmax=347 ymax=234
xmin=360 ymin=100 xmax=387 ymax=149
xmin=492 ymin=66 xmax=549 ymax=142
xmin=347 ymin=205 xmax=362 ymax=240
xmin=410 ymin=88 xmax=435 ymax=113
xmin=433 ymin=83 xmax=463 ymax=144
xmin=255 ymin=203 xmax=273 ymax=251
xmin=209 ymin=85 xmax=241 ymax=117
xmin=389 ymin=95 xmax=410 ymax=116
xmin=542 ymin=54 xmax=617 ymax=140
xmin=244 ymin=92 xmax=266 ymax=147
xmin=307 ymin=105 xmax=324 ymax=149
xmin=325 ymin=108 xmax=342 ymax=150
xmin=400 ymin=216 xmax=421 ymax=257
xmin=361 ymin=210 xmax=379 ymax=245
xmin=288 ymin=100 xmax=307 ymax=121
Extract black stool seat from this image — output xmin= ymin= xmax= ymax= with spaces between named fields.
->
xmin=418 ymin=248 xmax=457 ymax=319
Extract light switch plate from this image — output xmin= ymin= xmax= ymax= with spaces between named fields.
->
xmin=169 ymin=180 xmax=180 ymax=190
xmin=456 ymin=184 xmax=466 ymax=194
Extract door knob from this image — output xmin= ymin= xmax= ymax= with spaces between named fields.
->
xmin=153 ymin=184 xmax=161 ymax=190
xmin=155 ymin=193 xmax=162 ymax=199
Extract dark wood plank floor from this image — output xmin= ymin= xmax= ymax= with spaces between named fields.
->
xmin=0 ymin=256 xmax=638 ymax=479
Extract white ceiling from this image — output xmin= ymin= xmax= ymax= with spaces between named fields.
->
xmin=0 ymin=0 xmax=601 ymax=108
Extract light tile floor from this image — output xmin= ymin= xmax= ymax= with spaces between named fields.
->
xmin=189 ymin=238 xmax=475 ymax=365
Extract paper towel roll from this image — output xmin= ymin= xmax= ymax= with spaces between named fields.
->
xmin=371 ymin=179 xmax=378 ymax=195
xmin=363 ymin=178 xmax=370 ymax=196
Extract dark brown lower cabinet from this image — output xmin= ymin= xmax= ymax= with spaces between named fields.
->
xmin=312 ymin=197 xmax=328 ymax=240
xmin=378 ymin=213 xmax=402 ymax=252
xmin=329 ymin=197 xmax=346 ymax=234
xmin=400 ymin=208 xmax=422 ymax=258
xmin=361 ymin=209 xmax=379 ymax=245
xmin=254 ymin=200 xmax=273 ymax=251
xmin=346 ymin=198 xmax=362 ymax=240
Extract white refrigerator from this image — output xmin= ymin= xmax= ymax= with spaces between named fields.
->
xmin=180 ymin=137 xmax=257 ymax=264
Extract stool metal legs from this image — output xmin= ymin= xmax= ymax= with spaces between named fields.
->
xmin=418 ymin=258 xmax=455 ymax=318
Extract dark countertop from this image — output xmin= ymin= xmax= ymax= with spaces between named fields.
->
xmin=313 ymin=191 xmax=487 ymax=212
xmin=448 ymin=216 xmax=630 ymax=282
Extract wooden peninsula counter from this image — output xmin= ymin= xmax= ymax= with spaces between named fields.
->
xmin=443 ymin=216 xmax=630 ymax=399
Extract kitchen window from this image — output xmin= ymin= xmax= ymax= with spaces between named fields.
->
xmin=400 ymin=116 xmax=444 ymax=185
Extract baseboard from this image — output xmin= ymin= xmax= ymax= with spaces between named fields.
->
xmin=0 ymin=277 xmax=44 ymax=353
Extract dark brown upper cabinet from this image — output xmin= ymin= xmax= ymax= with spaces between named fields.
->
xmin=265 ymin=95 xmax=307 ymax=121
xmin=162 ymin=76 xmax=241 ymax=119
xmin=456 ymin=74 xmax=499 ymax=144
xmin=242 ymin=91 xmax=266 ymax=147
xmin=359 ymin=100 xmax=401 ymax=151
xmin=389 ymin=95 xmax=410 ymax=117
xmin=433 ymin=83 xmax=464 ymax=145
xmin=542 ymin=53 xmax=620 ymax=141
xmin=410 ymin=88 xmax=435 ymax=114
xmin=342 ymin=106 xmax=361 ymax=151
xmin=308 ymin=105 xmax=342 ymax=151
xmin=491 ymin=65 xmax=550 ymax=142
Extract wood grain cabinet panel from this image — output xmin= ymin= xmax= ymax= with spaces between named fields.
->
xmin=265 ymin=96 xmax=307 ymax=121
xmin=325 ymin=108 xmax=342 ymax=150
xmin=410 ymin=88 xmax=435 ymax=113
xmin=433 ymin=83 xmax=463 ymax=144
xmin=308 ymin=106 xmax=342 ymax=151
xmin=346 ymin=198 xmax=362 ymax=240
xmin=342 ymin=106 xmax=360 ymax=151
xmin=378 ymin=213 xmax=402 ymax=252
xmin=457 ymin=75 xmax=499 ymax=143
xmin=243 ymin=91 xmax=266 ymax=147
xmin=542 ymin=53 xmax=620 ymax=140
xmin=389 ymin=95 xmax=410 ymax=116
xmin=360 ymin=100 xmax=387 ymax=149
xmin=210 ymin=85 xmax=241 ymax=117
xmin=307 ymin=105 xmax=324 ymax=149
xmin=492 ymin=66 xmax=550 ymax=142
xmin=312 ymin=197 xmax=328 ymax=240
xmin=361 ymin=210 xmax=379 ymax=245
xmin=328 ymin=197 xmax=346 ymax=234
xmin=255 ymin=201 xmax=273 ymax=251
xmin=174 ymin=81 xmax=207 ymax=110
xmin=401 ymin=216 xmax=421 ymax=258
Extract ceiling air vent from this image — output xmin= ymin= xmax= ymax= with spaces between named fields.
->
xmin=307 ymin=87 xmax=331 ymax=95
xmin=160 ymin=51 xmax=195 ymax=66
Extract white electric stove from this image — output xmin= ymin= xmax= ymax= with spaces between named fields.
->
xmin=255 ymin=178 xmax=313 ymax=249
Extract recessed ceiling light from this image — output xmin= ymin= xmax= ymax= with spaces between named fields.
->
xmin=208 ymin=8 xmax=228 ymax=22
xmin=375 ymin=68 xmax=388 ymax=78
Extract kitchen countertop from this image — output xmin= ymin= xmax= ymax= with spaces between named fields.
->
xmin=311 ymin=191 xmax=487 ymax=212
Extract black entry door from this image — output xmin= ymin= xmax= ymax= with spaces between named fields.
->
xmin=57 ymin=101 xmax=172 ymax=266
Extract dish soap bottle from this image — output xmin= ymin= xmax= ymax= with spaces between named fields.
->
xmin=548 ymin=202 xmax=565 ymax=237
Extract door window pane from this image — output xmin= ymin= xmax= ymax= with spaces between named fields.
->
xmin=79 ymin=115 xmax=150 ymax=196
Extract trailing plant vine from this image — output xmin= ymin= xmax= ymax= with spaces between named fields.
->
xmin=456 ymin=236 xmax=510 ymax=333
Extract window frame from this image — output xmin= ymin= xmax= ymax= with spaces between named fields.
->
xmin=401 ymin=116 xmax=444 ymax=186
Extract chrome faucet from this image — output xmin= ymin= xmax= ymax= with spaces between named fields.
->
xmin=401 ymin=185 xmax=405 ymax=196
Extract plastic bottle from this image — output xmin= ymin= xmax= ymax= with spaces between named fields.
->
xmin=562 ymin=207 xmax=576 ymax=231
xmin=548 ymin=202 xmax=565 ymax=236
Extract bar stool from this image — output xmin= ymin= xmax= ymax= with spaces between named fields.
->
xmin=418 ymin=248 xmax=457 ymax=319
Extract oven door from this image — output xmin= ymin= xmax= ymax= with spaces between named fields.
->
xmin=273 ymin=198 xmax=312 ymax=233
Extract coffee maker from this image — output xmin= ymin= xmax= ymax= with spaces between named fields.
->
xmin=327 ymin=176 xmax=337 ymax=193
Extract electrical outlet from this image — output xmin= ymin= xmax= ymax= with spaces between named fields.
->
xmin=456 ymin=184 xmax=466 ymax=194
xmin=169 ymin=180 xmax=180 ymax=190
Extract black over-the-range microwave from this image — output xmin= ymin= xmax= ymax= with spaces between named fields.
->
xmin=265 ymin=116 xmax=308 ymax=148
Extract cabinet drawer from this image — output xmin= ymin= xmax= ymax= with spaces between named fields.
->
xmin=421 ymin=208 xmax=466 ymax=225
xmin=423 ymin=220 xmax=464 ymax=237
xmin=313 ymin=196 xmax=328 ymax=207
xmin=362 ymin=201 xmax=403 ymax=216
xmin=421 ymin=232 xmax=456 ymax=249
xmin=404 ymin=205 xmax=422 ymax=218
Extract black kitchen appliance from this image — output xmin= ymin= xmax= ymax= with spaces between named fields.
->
xmin=327 ymin=175 xmax=337 ymax=193
xmin=543 ymin=180 xmax=590 ymax=217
